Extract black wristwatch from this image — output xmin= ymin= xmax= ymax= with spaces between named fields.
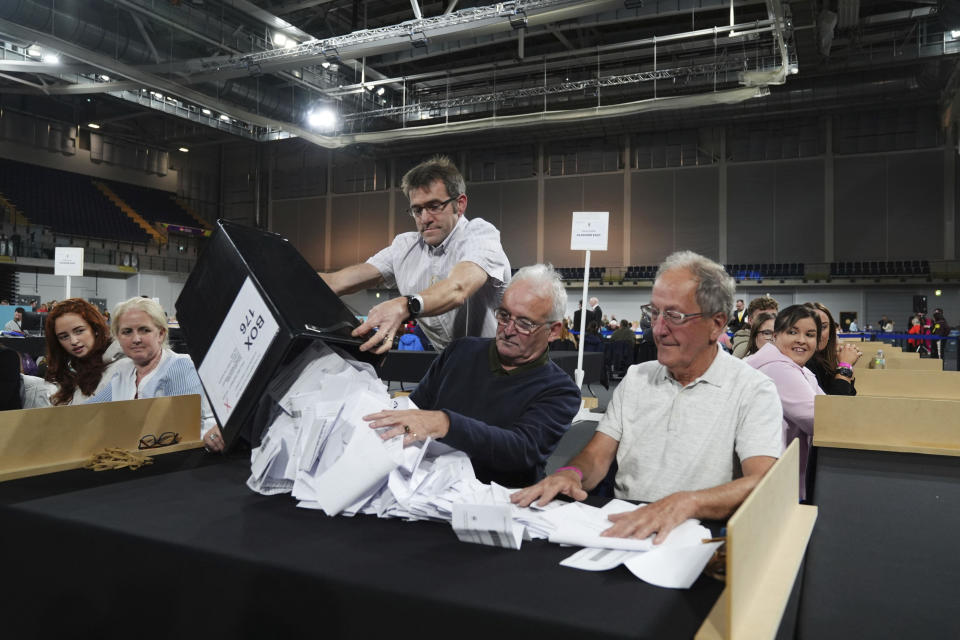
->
xmin=836 ymin=365 xmax=854 ymax=378
xmin=405 ymin=294 xmax=424 ymax=318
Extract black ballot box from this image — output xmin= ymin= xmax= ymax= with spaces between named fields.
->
xmin=175 ymin=220 xmax=383 ymax=449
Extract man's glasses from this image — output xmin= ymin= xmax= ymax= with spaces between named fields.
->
xmin=641 ymin=304 xmax=706 ymax=326
xmin=138 ymin=431 xmax=181 ymax=450
xmin=495 ymin=309 xmax=551 ymax=335
xmin=407 ymin=196 xmax=455 ymax=219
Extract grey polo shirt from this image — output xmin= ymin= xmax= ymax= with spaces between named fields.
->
xmin=596 ymin=345 xmax=783 ymax=502
xmin=367 ymin=216 xmax=510 ymax=350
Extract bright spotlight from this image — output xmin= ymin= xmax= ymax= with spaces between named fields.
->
xmin=87 ymin=123 xmax=101 ymax=129
xmin=201 ymin=108 xmax=212 ymax=116
xmin=306 ymin=108 xmax=337 ymax=131
xmin=376 ymin=87 xmax=385 ymax=96
xmin=178 ymin=147 xmax=189 ymax=153
xmin=219 ymin=114 xmax=231 ymax=122
xmin=273 ymin=33 xmax=288 ymax=47
xmin=41 ymin=53 xmax=60 ymax=64
xmin=26 ymin=45 xmax=42 ymax=58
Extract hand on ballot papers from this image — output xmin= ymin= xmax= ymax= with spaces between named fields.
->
xmin=510 ymin=467 xmax=588 ymax=507
xmin=602 ymin=492 xmax=695 ymax=545
xmin=351 ymin=296 xmax=408 ymax=354
xmin=364 ymin=408 xmax=450 ymax=445
xmin=204 ymin=424 xmax=225 ymax=453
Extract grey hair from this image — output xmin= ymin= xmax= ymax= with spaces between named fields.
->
xmin=655 ymin=251 xmax=734 ymax=318
xmin=400 ymin=155 xmax=466 ymax=201
xmin=508 ymin=263 xmax=567 ymax=322
xmin=111 ymin=296 xmax=170 ymax=348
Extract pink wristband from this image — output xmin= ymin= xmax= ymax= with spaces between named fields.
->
xmin=838 ymin=362 xmax=852 ymax=368
xmin=555 ymin=466 xmax=583 ymax=480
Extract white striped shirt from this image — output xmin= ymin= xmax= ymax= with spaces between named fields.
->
xmin=367 ymin=215 xmax=510 ymax=350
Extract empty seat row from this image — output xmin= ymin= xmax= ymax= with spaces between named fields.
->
xmin=830 ymin=260 xmax=929 ymax=277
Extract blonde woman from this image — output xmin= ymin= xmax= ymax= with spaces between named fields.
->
xmin=87 ymin=297 xmax=223 ymax=452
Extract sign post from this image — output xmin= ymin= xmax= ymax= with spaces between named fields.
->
xmin=569 ymin=212 xmax=608 ymax=394
xmin=54 ymin=247 xmax=84 ymax=299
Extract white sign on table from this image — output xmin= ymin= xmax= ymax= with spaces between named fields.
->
xmin=198 ymin=277 xmax=280 ymax=426
xmin=570 ymin=211 xmax=609 ymax=251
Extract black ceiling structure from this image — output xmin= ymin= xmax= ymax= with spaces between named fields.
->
xmin=0 ymin=0 xmax=956 ymax=152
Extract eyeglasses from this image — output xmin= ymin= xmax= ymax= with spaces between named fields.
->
xmin=495 ymin=309 xmax=552 ymax=335
xmin=138 ymin=431 xmax=181 ymax=450
xmin=757 ymin=329 xmax=774 ymax=341
xmin=407 ymin=196 xmax=456 ymax=219
xmin=641 ymin=304 xmax=706 ymax=326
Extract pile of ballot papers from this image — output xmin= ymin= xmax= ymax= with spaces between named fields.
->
xmin=247 ymin=341 xmax=722 ymax=589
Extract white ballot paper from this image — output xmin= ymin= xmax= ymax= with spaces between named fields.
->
xmin=247 ymin=344 xmax=719 ymax=589
xmin=452 ymin=503 xmax=524 ymax=550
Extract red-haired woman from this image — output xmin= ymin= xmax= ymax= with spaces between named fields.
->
xmin=23 ymin=298 xmax=124 ymax=407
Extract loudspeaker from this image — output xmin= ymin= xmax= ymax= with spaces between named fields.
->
xmin=913 ymin=295 xmax=927 ymax=314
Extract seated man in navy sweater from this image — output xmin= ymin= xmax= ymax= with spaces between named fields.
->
xmin=364 ymin=264 xmax=581 ymax=487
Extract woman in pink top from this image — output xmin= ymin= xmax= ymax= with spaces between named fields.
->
xmin=745 ymin=305 xmax=824 ymax=500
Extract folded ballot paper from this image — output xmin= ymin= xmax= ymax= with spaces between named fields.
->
xmin=247 ymin=342 xmax=720 ymax=588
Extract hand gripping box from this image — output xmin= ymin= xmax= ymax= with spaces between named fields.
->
xmin=175 ymin=220 xmax=383 ymax=449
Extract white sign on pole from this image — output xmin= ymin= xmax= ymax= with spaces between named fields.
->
xmin=198 ymin=277 xmax=280 ymax=427
xmin=54 ymin=247 xmax=84 ymax=276
xmin=570 ymin=212 xmax=609 ymax=251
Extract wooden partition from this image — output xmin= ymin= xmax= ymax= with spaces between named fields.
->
xmin=799 ymin=395 xmax=960 ymax=638
xmin=0 ymin=395 xmax=203 ymax=481
xmin=881 ymin=356 xmax=942 ymax=370
xmin=814 ymin=395 xmax=960 ymax=456
xmin=697 ymin=440 xmax=817 ymax=640
xmin=855 ymin=369 xmax=960 ymax=399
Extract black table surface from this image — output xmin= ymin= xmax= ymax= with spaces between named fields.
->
xmin=0 ymin=457 xmax=724 ymax=639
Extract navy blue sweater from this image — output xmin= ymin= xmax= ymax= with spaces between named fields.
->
xmin=411 ymin=337 xmax=581 ymax=488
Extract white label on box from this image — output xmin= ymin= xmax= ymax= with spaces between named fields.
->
xmin=54 ymin=247 xmax=84 ymax=276
xmin=198 ymin=277 xmax=280 ymax=426
xmin=570 ymin=212 xmax=609 ymax=251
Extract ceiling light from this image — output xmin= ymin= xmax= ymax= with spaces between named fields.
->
xmin=99 ymin=74 xmax=111 ymax=82
xmin=219 ymin=114 xmax=231 ymax=122
xmin=952 ymin=30 xmax=960 ymax=39
xmin=376 ymin=87 xmax=385 ymax=96
xmin=87 ymin=123 xmax=101 ymax=129
xmin=306 ymin=108 xmax=337 ymax=131
xmin=201 ymin=108 xmax=212 ymax=116
xmin=26 ymin=45 xmax=42 ymax=58
xmin=283 ymin=39 xmax=296 ymax=49
xmin=41 ymin=53 xmax=60 ymax=64
xmin=273 ymin=33 xmax=288 ymax=47
xmin=178 ymin=147 xmax=189 ymax=153
xmin=321 ymin=61 xmax=331 ymax=69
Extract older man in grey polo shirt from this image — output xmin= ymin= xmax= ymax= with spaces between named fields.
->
xmin=513 ymin=251 xmax=783 ymax=543
xmin=321 ymin=155 xmax=510 ymax=354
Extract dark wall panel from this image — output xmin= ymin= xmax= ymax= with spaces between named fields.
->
xmin=271 ymin=197 xmax=326 ymax=270
xmin=543 ymin=177 xmax=584 ymax=268
xmin=835 ymin=156 xmax=885 ymax=260
xmin=329 ymin=194 xmax=359 ymax=269
xmin=497 ymin=181 xmax=538 ymax=268
xmin=728 ymin=163 xmax=776 ymax=263
xmin=582 ymin=173 xmax=624 ymax=267
xmin=675 ymin=167 xmax=719 ymax=261
xmin=356 ymin=192 xmax=391 ymax=262
xmin=886 ymin=150 xmax=942 ymax=260
xmin=631 ymin=170 xmax=674 ymax=265
xmin=775 ymin=159 xmax=824 ymax=263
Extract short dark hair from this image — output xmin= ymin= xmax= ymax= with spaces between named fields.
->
xmin=14 ymin=307 xmax=24 ymax=314
xmin=400 ymin=155 xmax=465 ymax=202
xmin=747 ymin=295 xmax=779 ymax=322
xmin=620 ymin=319 xmax=630 ymax=328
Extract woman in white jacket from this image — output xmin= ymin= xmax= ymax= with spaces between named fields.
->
xmin=744 ymin=304 xmax=824 ymax=500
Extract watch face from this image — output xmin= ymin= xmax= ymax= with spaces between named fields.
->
xmin=407 ymin=295 xmax=421 ymax=316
